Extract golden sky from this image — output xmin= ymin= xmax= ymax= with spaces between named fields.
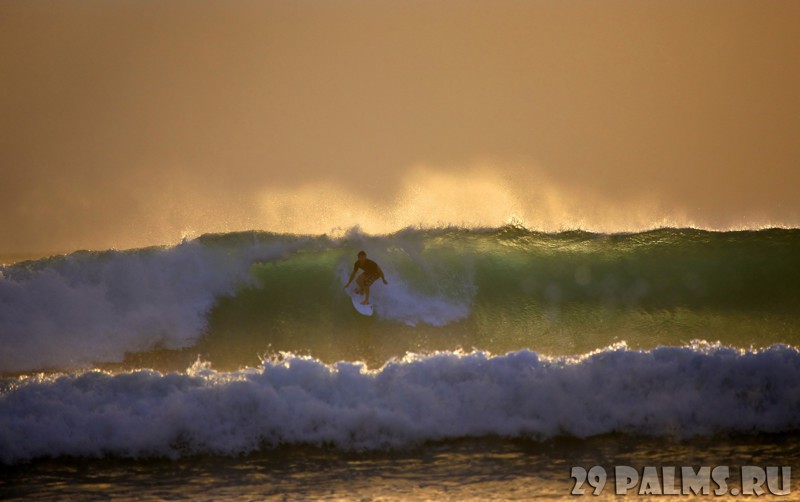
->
xmin=2 ymin=0 xmax=799 ymax=255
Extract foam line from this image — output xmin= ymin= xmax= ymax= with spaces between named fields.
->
xmin=2 ymin=343 xmax=799 ymax=464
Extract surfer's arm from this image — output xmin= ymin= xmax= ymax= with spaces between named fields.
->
xmin=377 ymin=266 xmax=388 ymax=284
xmin=344 ymin=265 xmax=358 ymax=287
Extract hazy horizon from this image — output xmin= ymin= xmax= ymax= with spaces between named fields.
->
xmin=2 ymin=0 xmax=799 ymax=256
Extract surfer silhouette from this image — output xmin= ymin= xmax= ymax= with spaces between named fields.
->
xmin=344 ymin=250 xmax=388 ymax=305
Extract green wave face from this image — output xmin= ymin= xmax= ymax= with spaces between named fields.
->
xmin=188 ymin=227 xmax=800 ymax=370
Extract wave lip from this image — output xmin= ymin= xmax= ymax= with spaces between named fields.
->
xmin=2 ymin=342 xmax=799 ymax=464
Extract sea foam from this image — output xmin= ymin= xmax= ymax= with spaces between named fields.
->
xmin=0 ymin=239 xmax=311 ymax=373
xmin=2 ymin=343 xmax=799 ymax=464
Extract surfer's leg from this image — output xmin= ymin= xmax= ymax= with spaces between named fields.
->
xmin=355 ymin=274 xmax=365 ymax=295
xmin=360 ymin=273 xmax=376 ymax=305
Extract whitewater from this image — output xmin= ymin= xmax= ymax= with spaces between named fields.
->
xmin=1 ymin=226 xmax=800 ymax=469
xmin=2 ymin=343 xmax=800 ymax=465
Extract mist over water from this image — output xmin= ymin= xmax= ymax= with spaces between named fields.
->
xmin=255 ymin=167 xmax=681 ymax=238
xmin=2 ymin=165 xmax=798 ymax=260
xmin=3 ymin=2 xmax=800 ymax=258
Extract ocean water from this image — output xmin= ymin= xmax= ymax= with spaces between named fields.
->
xmin=1 ymin=226 xmax=799 ymax=499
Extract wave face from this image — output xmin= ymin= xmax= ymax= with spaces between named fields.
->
xmin=2 ymin=343 xmax=799 ymax=464
xmin=1 ymin=227 xmax=799 ymax=374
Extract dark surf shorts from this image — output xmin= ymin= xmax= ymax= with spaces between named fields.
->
xmin=362 ymin=272 xmax=380 ymax=287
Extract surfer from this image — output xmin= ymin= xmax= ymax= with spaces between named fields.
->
xmin=344 ymin=250 xmax=388 ymax=305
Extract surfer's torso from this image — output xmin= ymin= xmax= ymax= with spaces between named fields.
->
xmin=353 ymin=258 xmax=379 ymax=275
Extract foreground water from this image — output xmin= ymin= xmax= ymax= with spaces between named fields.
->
xmin=2 ymin=435 xmax=798 ymax=500
xmin=1 ymin=226 xmax=799 ymax=498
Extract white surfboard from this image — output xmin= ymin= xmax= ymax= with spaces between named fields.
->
xmin=349 ymin=289 xmax=373 ymax=316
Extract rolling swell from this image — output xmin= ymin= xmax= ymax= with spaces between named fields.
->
xmin=1 ymin=227 xmax=799 ymax=373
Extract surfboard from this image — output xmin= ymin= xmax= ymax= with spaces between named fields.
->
xmin=349 ymin=290 xmax=373 ymax=316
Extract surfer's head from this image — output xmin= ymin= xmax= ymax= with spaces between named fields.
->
xmin=357 ymin=250 xmax=366 ymax=263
